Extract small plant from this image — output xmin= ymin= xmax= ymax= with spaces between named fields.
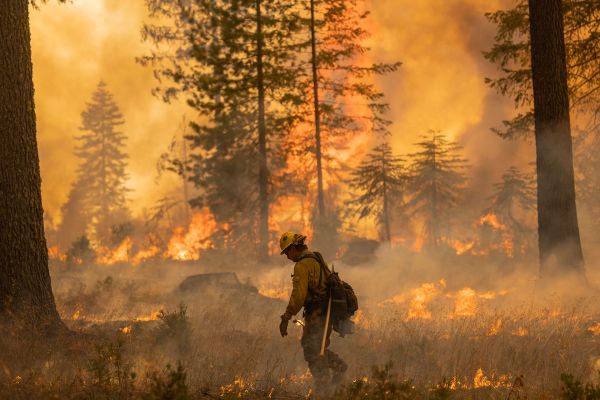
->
xmin=334 ymin=362 xmax=417 ymax=400
xmin=142 ymin=363 xmax=189 ymax=400
xmin=87 ymin=339 xmax=136 ymax=399
xmin=155 ymin=303 xmax=192 ymax=355
xmin=561 ymin=373 xmax=600 ymax=400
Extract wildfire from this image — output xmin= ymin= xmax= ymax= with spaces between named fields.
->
xmin=131 ymin=245 xmax=161 ymax=265
xmin=406 ymin=280 xmax=446 ymax=320
xmin=512 ymin=327 xmax=528 ymax=337
xmin=450 ymin=288 xmax=477 ymax=317
xmin=445 ymin=238 xmax=475 ymax=256
xmin=258 ymin=287 xmax=290 ymax=301
xmin=96 ymin=237 xmax=132 ymax=265
xmin=165 ymin=208 xmax=218 ymax=260
xmin=135 ymin=310 xmax=162 ymax=322
xmin=486 ymin=318 xmax=503 ymax=336
xmin=352 ymin=310 xmax=371 ymax=329
xmin=478 ymin=213 xmax=506 ymax=230
xmin=588 ymin=322 xmax=600 ymax=336
xmin=48 ymin=245 xmax=67 ymax=261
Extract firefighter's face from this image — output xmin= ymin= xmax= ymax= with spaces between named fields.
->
xmin=284 ymin=246 xmax=301 ymax=262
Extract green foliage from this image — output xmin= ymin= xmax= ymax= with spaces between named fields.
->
xmin=482 ymin=166 xmax=536 ymax=256
xmin=347 ymin=143 xmax=405 ymax=242
xmin=484 ymin=1 xmax=600 ymax=139
xmin=87 ymin=340 xmax=137 ymax=399
xmin=405 ymin=131 xmax=469 ymax=248
xmin=141 ymin=0 xmax=306 ymax=252
xmin=143 ymin=363 xmax=189 ymax=400
xmin=333 ymin=362 xmax=417 ymax=400
xmin=560 ymin=373 xmax=600 ymax=400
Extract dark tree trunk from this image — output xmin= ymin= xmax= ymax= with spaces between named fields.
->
xmin=528 ymin=0 xmax=585 ymax=277
xmin=0 ymin=1 xmax=63 ymax=332
xmin=256 ymin=0 xmax=269 ymax=260
xmin=310 ymin=0 xmax=325 ymax=220
xmin=381 ymin=150 xmax=391 ymax=243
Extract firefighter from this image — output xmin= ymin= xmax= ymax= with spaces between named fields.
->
xmin=278 ymin=231 xmax=347 ymax=396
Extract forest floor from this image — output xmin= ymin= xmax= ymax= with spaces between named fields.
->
xmin=2 ymin=255 xmax=600 ymax=399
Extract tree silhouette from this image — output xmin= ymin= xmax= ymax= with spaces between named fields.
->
xmin=347 ymin=143 xmax=405 ymax=242
xmin=74 ymin=81 xmax=131 ymax=243
xmin=405 ymin=131 xmax=468 ymax=249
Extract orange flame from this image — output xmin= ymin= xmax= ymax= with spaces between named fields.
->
xmin=165 ymin=208 xmax=218 ymax=260
xmin=478 ymin=213 xmax=507 ymax=230
xmin=48 ymin=245 xmax=67 ymax=261
xmin=96 ymin=237 xmax=132 ymax=265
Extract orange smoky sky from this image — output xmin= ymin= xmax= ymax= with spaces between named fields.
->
xmin=31 ymin=0 xmax=533 ymax=223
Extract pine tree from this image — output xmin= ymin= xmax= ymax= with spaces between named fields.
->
xmin=405 ymin=131 xmax=468 ymax=249
xmin=300 ymin=0 xmax=400 ymax=233
xmin=141 ymin=0 xmax=305 ymax=258
xmin=74 ymin=81 xmax=131 ymax=242
xmin=56 ymin=177 xmax=89 ymax=249
xmin=483 ymin=166 xmax=536 ymax=256
xmin=347 ymin=143 xmax=405 ymax=242
xmin=484 ymin=0 xmax=599 ymax=139
xmin=528 ymin=0 xmax=584 ymax=276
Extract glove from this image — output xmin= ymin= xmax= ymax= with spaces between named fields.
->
xmin=279 ymin=315 xmax=289 ymax=337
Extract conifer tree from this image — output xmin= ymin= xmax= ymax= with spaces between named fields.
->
xmin=484 ymin=0 xmax=599 ymax=139
xmin=141 ymin=0 xmax=305 ymax=258
xmin=301 ymin=0 xmax=400 ymax=231
xmin=405 ymin=131 xmax=468 ymax=249
xmin=56 ymin=177 xmax=89 ymax=248
xmin=347 ymin=143 xmax=405 ymax=242
xmin=483 ymin=166 xmax=536 ymax=256
xmin=74 ymin=81 xmax=131 ymax=242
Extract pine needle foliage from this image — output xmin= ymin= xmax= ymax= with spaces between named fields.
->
xmin=73 ymin=81 xmax=131 ymax=242
xmin=483 ymin=166 xmax=536 ymax=256
xmin=140 ymin=0 xmax=306 ymax=255
xmin=405 ymin=131 xmax=468 ymax=248
xmin=347 ymin=143 xmax=405 ymax=242
xmin=483 ymin=1 xmax=600 ymax=139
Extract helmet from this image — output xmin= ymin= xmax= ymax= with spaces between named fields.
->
xmin=279 ymin=231 xmax=306 ymax=255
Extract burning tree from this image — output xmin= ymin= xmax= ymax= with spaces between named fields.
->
xmin=140 ymin=0 xmax=305 ymax=259
xmin=298 ymin=0 xmax=400 ymax=241
xmin=481 ymin=166 xmax=536 ymax=258
xmin=347 ymin=143 xmax=405 ymax=243
xmin=69 ymin=81 xmax=131 ymax=243
xmin=405 ymin=131 xmax=468 ymax=249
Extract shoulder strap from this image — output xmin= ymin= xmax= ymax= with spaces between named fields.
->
xmin=299 ymin=251 xmax=330 ymax=288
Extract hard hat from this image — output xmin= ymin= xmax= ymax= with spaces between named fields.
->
xmin=279 ymin=232 xmax=306 ymax=255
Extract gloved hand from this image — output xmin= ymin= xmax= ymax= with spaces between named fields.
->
xmin=279 ymin=315 xmax=289 ymax=337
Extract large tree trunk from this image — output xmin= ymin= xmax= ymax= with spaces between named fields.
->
xmin=310 ymin=0 xmax=325 ymax=220
xmin=256 ymin=0 xmax=269 ymax=260
xmin=0 ymin=0 xmax=63 ymax=332
xmin=528 ymin=0 xmax=585 ymax=277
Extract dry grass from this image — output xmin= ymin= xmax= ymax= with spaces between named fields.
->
xmin=2 ymin=260 xmax=600 ymax=399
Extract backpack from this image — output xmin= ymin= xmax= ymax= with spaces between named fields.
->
xmin=300 ymin=251 xmax=358 ymax=336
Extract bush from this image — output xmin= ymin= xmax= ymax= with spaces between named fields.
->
xmin=561 ymin=373 xmax=600 ymax=400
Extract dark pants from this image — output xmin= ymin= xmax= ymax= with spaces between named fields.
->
xmin=301 ymin=307 xmax=347 ymax=394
